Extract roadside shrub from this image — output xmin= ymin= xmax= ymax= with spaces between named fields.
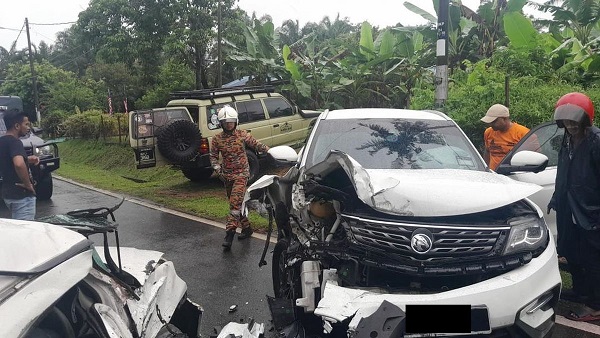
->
xmin=62 ymin=110 xmax=125 ymax=139
xmin=41 ymin=110 xmax=69 ymax=138
xmin=410 ymin=60 xmax=600 ymax=152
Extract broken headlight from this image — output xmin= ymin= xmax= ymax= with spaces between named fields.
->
xmin=503 ymin=215 xmax=548 ymax=255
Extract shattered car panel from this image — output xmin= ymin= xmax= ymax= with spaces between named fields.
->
xmin=245 ymin=108 xmax=561 ymax=337
xmin=0 ymin=209 xmax=202 ymax=338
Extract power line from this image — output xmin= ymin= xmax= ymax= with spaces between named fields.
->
xmin=30 ymin=21 xmax=77 ymax=26
xmin=10 ymin=22 xmax=26 ymax=51
xmin=0 ymin=26 xmax=23 ymax=32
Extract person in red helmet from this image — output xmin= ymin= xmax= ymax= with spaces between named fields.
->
xmin=548 ymin=92 xmax=600 ymax=321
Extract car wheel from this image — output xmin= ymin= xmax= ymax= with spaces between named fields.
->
xmin=36 ymin=174 xmax=53 ymax=200
xmin=157 ymin=120 xmax=201 ymax=163
xmin=246 ymin=150 xmax=260 ymax=184
xmin=181 ymin=167 xmax=214 ymax=182
xmin=272 ymin=239 xmax=301 ymax=299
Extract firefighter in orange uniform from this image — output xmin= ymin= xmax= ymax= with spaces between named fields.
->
xmin=210 ymin=105 xmax=269 ymax=250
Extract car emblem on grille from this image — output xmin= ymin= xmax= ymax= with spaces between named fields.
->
xmin=411 ymin=230 xmax=433 ymax=254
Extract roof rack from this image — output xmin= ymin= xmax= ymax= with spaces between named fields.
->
xmin=169 ymin=85 xmax=275 ymax=100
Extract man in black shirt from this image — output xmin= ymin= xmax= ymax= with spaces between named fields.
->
xmin=0 ymin=110 xmax=39 ymax=220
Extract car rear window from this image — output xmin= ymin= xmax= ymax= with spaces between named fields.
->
xmin=132 ymin=109 xmax=190 ymax=138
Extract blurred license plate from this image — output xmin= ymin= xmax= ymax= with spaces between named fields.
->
xmin=405 ymin=305 xmax=491 ymax=336
xmin=136 ymin=148 xmax=156 ymax=169
xmin=139 ymin=148 xmax=154 ymax=160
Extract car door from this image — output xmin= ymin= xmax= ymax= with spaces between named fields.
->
xmin=498 ymin=121 xmax=564 ymax=237
xmin=129 ymin=107 xmax=193 ymax=168
xmin=234 ymin=99 xmax=273 ymax=146
xmin=263 ymin=97 xmax=305 ymax=148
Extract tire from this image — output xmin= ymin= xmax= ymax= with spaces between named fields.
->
xmin=181 ymin=167 xmax=214 ymax=182
xmin=272 ymin=239 xmax=301 ymax=299
xmin=157 ymin=120 xmax=201 ymax=163
xmin=246 ymin=150 xmax=260 ymax=184
xmin=36 ymin=174 xmax=53 ymax=200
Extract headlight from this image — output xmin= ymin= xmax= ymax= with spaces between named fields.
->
xmin=503 ymin=215 xmax=548 ymax=255
xmin=35 ymin=145 xmax=56 ymax=157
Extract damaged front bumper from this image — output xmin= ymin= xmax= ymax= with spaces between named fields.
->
xmin=277 ymin=238 xmax=560 ymax=337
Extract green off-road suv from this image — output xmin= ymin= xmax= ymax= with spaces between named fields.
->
xmin=129 ymin=86 xmax=319 ymax=183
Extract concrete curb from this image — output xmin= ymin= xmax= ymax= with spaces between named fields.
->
xmin=54 ymin=175 xmax=276 ymax=243
xmin=556 ymin=315 xmax=600 ymax=336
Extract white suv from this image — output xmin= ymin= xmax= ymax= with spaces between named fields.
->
xmin=246 ymin=109 xmax=561 ymax=337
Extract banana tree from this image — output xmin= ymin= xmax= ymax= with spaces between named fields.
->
xmin=224 ymin=19 xmax=287 ymax=85
xmin=404 ymin=0 xmax=480 ymax=69
xmin=534 ymin=0 xmax=600 ymax=81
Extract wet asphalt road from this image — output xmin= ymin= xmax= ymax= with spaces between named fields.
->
xmin=3 ymin=177 xmax=600 ymax=337
xmin=0 ymin=178 xmax=274 ymax=338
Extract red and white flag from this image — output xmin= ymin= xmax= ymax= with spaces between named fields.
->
xmin=107 ymin=89 xmax=113 ymax=115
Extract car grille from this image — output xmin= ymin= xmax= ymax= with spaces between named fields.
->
xmin=343 ymin=214 xmax=509 ymax=262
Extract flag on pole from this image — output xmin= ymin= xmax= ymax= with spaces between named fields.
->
xmin=107 ymin=89 xmax=113 ymax=115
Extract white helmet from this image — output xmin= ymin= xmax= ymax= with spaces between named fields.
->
xmin=217 ymin=105 xmax=238 ymax=123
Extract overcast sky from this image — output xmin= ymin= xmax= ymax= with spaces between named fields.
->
xmin=1 ymin=0 xmax=547 ymax=51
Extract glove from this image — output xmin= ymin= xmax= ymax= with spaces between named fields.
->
xmin=213 ymin=165 xmax=225 ymax=182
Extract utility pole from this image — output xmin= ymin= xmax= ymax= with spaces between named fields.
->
xmin=434 ymin=0 xmax=449 ymax=110
xmin=25 ymin=18 xmax=41 ymax=124
xmin=217 ymin=1 xmax=222 ymax=87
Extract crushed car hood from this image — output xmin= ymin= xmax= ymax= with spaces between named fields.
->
xmin=305 ymin=151 xmax=542 ymax=217
xmin=0 ymin=218 xmax=92 ymax=273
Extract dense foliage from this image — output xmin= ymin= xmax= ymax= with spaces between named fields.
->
xmin=1 ymin=0 xmax=600 ymax=148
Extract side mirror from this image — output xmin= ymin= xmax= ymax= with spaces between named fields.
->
xmin=496 ymin=150 xmax=549 ymax=175
xmin=293 ymin=106 xmax=299 ymax=114
xmin=268 ymin=145 xmax=298 ymax=166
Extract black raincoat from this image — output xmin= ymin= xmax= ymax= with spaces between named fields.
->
xmin=552 ymin=126 xmax=600 ymax=264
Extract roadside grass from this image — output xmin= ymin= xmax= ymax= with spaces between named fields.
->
xmin=56 ymin=139 xmax=269 ymax=229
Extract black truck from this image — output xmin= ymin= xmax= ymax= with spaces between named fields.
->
xmin=0 ymin=96 xmax=60 ymax=200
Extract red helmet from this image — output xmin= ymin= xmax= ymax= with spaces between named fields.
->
xmin=554 ymin=92 xmax=594 ymax=127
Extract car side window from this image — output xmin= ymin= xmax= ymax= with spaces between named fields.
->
xmin=235 ymin=100 xmax=266 ymax=124
xmin=511 ymin=123 xmax=564 ymax=167
xmin=207 ymin=103 xmax=230 ymax=130
xmin=264 ymin=97 xmax=294 ymax=119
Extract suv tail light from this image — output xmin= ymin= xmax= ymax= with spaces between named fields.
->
xmin=199 ymin=138 xmax=210 ymax=154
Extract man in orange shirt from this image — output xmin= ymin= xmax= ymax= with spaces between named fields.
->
xmin=481 ymin=104 xmax=530 ymax=170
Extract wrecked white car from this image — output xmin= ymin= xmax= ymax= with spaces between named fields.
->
xmin=0 ymin=202 xmax=202 ymax=338
xmin=245 ymin=109 xmax=561 ymax=337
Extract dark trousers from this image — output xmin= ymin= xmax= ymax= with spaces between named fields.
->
xmin=562 ymin=223 xmax=600 ymax=309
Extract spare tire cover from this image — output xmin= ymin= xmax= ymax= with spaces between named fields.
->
xmin=157 ymin=119 xmax=201 ymax=163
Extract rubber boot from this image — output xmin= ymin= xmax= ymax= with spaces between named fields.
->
xmin=238 ymin=227 xmax=253 ymax=240
xmin=222 ymin=230 xmax=235 ymax=249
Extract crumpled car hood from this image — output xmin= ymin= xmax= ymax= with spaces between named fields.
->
xmin=305 ymin=151 xmax=542 ymax=217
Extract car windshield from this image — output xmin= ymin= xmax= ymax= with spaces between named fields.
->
xmin=304 ymin=118 xmax=484 ymax=171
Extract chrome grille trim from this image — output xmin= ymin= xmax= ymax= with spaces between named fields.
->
xmin=343 ymin=214 xmax=510 ymax=231
xmin=343 ymin=213 xmax=507 ymax=260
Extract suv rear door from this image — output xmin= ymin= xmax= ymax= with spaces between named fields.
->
xmin=129 ymin=107 xmax=193 ymax=168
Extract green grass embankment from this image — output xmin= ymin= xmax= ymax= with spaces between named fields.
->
xmin=56 ymin=139 xmax=269 ymax=228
